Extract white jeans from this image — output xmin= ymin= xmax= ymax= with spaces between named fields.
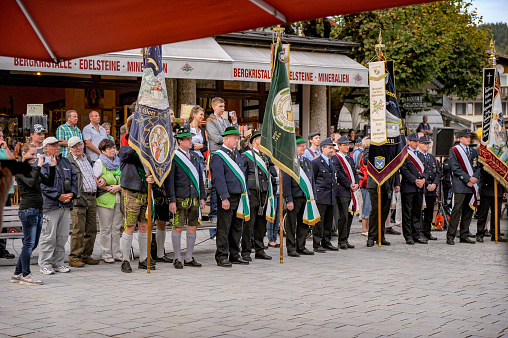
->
xmin=97 ymin=203 xmax=123 ymax=260
xmin=38 ymin=208 xmax=71 ymax=269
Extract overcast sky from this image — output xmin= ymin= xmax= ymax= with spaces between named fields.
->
xmin=470 ymin=0 xmax=507 ymax=24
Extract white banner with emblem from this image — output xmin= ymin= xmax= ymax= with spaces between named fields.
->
xmin=369 ymin=61 xmax=387 ymax=146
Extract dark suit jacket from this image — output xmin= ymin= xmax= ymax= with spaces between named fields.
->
xmin=422 ymin=152 xmax=440 ymax=197
xmin=450 ymin=145 xmax=480 ymax=194
xmin=400 ymin=150 xmax=427 ymax=193
xmin=166 ymin=150 xmax=206 ymax=203
xmin=312 ymin=155 xmax=337 ymax=205
xmin=283 ymin=156 xmax=314 ymax=203
xmin=331 ymin=153 xmax=358 ymax=198
xmin=210 ymin=146 xmax=246 ymax=201
xmin=241 ymin=149 xmax=277 ymax=192
xmin=479 ymin=165 xmax=506 ymax=197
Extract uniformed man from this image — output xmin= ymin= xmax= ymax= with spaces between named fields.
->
xmin=303 ymin=132 xmax=321 ymax=161
xmin=241 ymin=130 xmax=276 ymax=261
xmin=331 ymin=136 xmax=359 ymax=249
xmin=476 ymin=166 xmax=507 ymax=242
xmin=399 ymin=133 xmax=428 ymax=245
xmin=210 ymin=126 xmax=250 ymax=267
xmin=312 ymin=138 xmax=339 ymax=252
xmin=364 ymin=146 xmax=400 ymax=247
xmin=418 ymin=135 xmax=440 ymax=241
xmin=283 ymin=135 xmax=316 ymax=257
xmin=167 ymin=127 xmax=206 ymax=269
xmin=446 ymin=129 xmax=480 ymax=245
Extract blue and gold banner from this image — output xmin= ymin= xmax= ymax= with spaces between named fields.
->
xmin=128 ymin=46 xmax=175 ymax=187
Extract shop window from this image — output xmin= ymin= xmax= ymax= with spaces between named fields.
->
xmin=196 ymin=80 xmax=216 ymax=89
xmin=223 ymin=81 xmax=257 ymax=91
xmin=474 ymin=102 xmax=482 ymax=115
xmin=455 ymin=103 xmax=466 ymax=115
xmin=467 ymin=103 xmax=473 ymax=115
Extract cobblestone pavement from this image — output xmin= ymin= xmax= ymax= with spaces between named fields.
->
xmin=1 ymin=217 xmax=507 ymax=338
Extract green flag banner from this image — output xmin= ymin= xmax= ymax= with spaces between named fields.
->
xmin=260 ymin=37 xmax=300 ymax=183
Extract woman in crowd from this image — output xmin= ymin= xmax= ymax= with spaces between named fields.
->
xmin=185 ymin=105 xmax=208 ymax=165
xmin=93 ymin=139 xmax=123 ymax=263
xmin=11 ymin=143 xmax=56 ymax=285
xmin=102 ymin=122 xmax=115 ymax=142
xmin=358 ymin=137 xmax=371 ymax=236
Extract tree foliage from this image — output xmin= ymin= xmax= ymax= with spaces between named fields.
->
xmin=480 ymin=22 xmax=508 ymax=54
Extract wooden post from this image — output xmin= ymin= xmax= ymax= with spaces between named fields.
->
xmin=147 ymin=171 xmax=153 ymax=273
xmin=494 ymin=182 xmax=498 ymax=244
xmin=279 ymin=173 xmax=284 ymax=263
xmin=378 ymin=184 xmax=382 ymax=247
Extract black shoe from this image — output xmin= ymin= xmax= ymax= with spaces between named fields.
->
xmin=406 ymin=239 xmax=415 ymax=245
xmin=460 ymin=237 xmax=475 ymax=244
xmin=255 ymin=252 xmax=272 ymax=260
xmin=414 ymin=237 xmax=428 ymax=244
xmin=138 ymin=259 xmax=156 ymax=270
xmin=323 ymin=245 xmax=339 ymax=251
xmin=288 ymin=251 xmax=300 ymax=257
xmin=331 ymin=230 xmax=338 ymax=237
xmin=380 ymin=240 xmax=391 ymax=246
xmin=155 ymin=255 xmax=173 ymax=263
xmin=184 ymin=258 xmax=202 ymax=267
xmin=173 ymin=259 xmax=183 ymax=269
xmin=0 ymin=250 xmax=15 ymax=259
xmin=446 ymin=239 xmax=455 ymax=245
xmin=346 ymin=242 xmax=355 ymax=249
xmin=230 ymin=257 xmax=249 ymax=264
xmin=385 ymin=227 xmax=401 ymax=235
xmin=425 ymin=235 xmax=437 ymax=241
xmin=477 ymin=237 xmax=484 ymax=243
xmin=484 ymin=230 xmax=491 ymax=237
xmin=491 ymin=237 xmax=508 ymax=242
xmin=467 ymin=233 xmax=476 ymax=238
xmin=217 ymin=259 xmax=232 ymax=267
xmin=366 ymin=240 xmax=374 ymax=247
xmin=339 ymin=244 xmax=348 ymax=250
xmin=314 ymin=247 xmax=326 ymax=253
xmin=241 ymin=255 xmax=252 ymax=262
xmin=121 ymin=260 xmax=132 ymax=273
xmin=297 ymin=248 xmax=314 ymax=255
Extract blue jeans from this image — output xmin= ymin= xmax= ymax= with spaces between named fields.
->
xmin=361 ymin=187 xmax=371 ymax=219
xmin=208 ymin=181 xmax=218 ymax=238
xmin=15 ymin=208 xmax=43 ymax=277
xmin=266 ymin=194 xmax=280 ymax=242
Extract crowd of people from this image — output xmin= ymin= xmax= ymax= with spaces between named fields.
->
xmin=4 ymin=101 xmax=506 ymax=285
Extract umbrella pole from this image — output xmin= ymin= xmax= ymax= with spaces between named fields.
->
xmin=378 ymin=184 xmax=382 ymax=247
xmin=147 ymin=170 xmax=152 ymax=273
xmin=279 ymin=174 xmax=283 ymax=263
xmin=494 ymin=182 xmax=498 ymax=244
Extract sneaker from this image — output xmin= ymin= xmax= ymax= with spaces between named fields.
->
xmin=114 ymin=256 xmax=123 ymax=262
xmin=19 ymin=274 xmax=44 ymax=286
xmin=10 ymin=274 xmax=21 ymax=283
xmin=361 ymin=232 xmax=368 ymax=236
xmin=54 ymin=265 xmax=71 ymax=273
xmin=40 ymin=267 xmax=55 ymax=275
xmin=104 ymin=257 xmax=115 ymax=264
xmin=121 ymin=260 xmax=132 ymax=273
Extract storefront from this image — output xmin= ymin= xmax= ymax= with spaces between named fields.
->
xmin=0 ymin=31 xmax=367 ymax=146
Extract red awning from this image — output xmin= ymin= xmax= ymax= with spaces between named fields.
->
xmin=1 ymin=0 xmax=436 ymax=63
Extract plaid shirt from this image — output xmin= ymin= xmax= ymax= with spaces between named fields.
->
xmin=56 ymin=122 xmax=82 ymax=157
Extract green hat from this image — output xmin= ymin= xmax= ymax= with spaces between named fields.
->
xmin=249 ymin=130 xmax=262 ymax=143
xmin=295 ymin=135 xmax=305 ymax=144
xmin=222 ymin=126 xmax=240 ymax=137
xmin=175 ymin=126 xmax=195 ymax=139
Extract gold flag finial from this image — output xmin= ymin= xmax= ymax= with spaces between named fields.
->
xmin=489 ymin=38 xmax=497 ymax=67
xmin=273 ymin=25 xmax=285 ymax=36
xmin=375 ymin=30 xmax=385 ymax=61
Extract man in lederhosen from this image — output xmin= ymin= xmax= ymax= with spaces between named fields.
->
xmin=167 ymin=127 xmax=206 ymax=269
xmin=446 ymin=129 xmax=480 ymax=245
xmin=241 ymin=130 xmax=276 ymax=261
xmin=283 ymin=135 xmax=319 ymax=257
xmin=418 ymin=135 xmax=440 ymax=241
xmin=210 ymin=126 xmax=250 ymax=267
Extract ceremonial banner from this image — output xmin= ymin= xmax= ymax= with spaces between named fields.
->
xmin=479 ymin=68 xmax=508 ymax=189
xmin=369 ymin=61 xmax=387 ymax=145
xmin=367 ymin=60 xmax=408 ymax=185
xmin=129 ymin=46 xmax=175 ymax=187
xmin=260 ymin=36 xmax=300 ymax=182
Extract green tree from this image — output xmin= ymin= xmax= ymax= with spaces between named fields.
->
xmin=480 ymin=22 xmax=508 ymax=54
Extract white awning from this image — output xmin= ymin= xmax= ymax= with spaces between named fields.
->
xmin=0 ymin=38 xmax=368 ymax=86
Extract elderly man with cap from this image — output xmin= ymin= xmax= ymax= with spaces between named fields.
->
xmin=38 ymin=137 xmax=78 ymax=275
xmin=303 ymin=132 xmax=321 ymax=162
xmin=400 ymin=133 xmax=428 ymax=245
xmin=210 ymin=126 xmax=250 ymax=267
xmin=167 ymin=126 xmax=206 ymax=269
xmin=446 ymin=129 xmax=480 ymax=245
xmin=418 ymin=135 xmax=440 ymax=241
xmin=312 ymin=138 xmax=339 ymax=252
xmin=283 ymin=135 xmax=318 ymax=257
xmin=331 ymin=136 xmax=359 ymax=249
xmin=240 ymin=130 xmax=277 ymax=261
xmin=30 ymin=124 xmax=47 ymax=157
xmin=66 ymin=136 xmax=100 ymax=267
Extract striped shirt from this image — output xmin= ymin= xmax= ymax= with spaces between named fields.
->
xmin=82 ymin=123 xmax=108 ymax=161
xmin=56 ymin=122 xmax=82 ymax=157
xmin=73 ymin=154 xmax=97 ymax=193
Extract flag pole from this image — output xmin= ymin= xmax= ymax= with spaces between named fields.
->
xmin=494 ymin=182 xmax=498 ymax=244
xmin=279 ymin=174 xmax=284 ymax=263
xmin=375 ymin=31 xmax=385 ymax=248
xmin=147 ymin=171 xmax=153 ymax=273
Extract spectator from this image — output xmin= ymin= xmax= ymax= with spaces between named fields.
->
xmin=0 ymin=128 xmax=15 ymax=160
xmin=38 ymin=137 xmax=78 ymax=275
xmin=120 ymin=115 xmax=133 ymax=147
xmin=416 ymin=115 xmax=433 ymax=136
xmin=11 ymin=144 xmax=56 ymax=285
xmin=347 ymin=129 xmax=356 ymax=153
xmin=30 ymin=124 xmax=47 ymax=158
xmin=119 ymin=102 xmax=136 ymax=138
xmin=93 ymin=139 xmax=123 ymax=263
xmin=56 ymin=110 xmax=82 ymax=157
xmin=67 ymin=137 xmax=100 ymax=267
xmin=83 ymin=111 xmax=108 ymax=162
xmin=358 ymin=138 xmax=370 ymax=236
xmin=352 ymin=138 xmax=363 ymax=164
xmin=303 ymin=132 xmax=321 ymax=161
xmin=0 ymin=167 xmax=12 ymax=233
xmin=102 ymin=123 xmax=115 ymax=142
xmin=0 ymin=128 xmax=15 ymax=259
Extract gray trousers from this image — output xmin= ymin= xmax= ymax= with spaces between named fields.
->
xmin=97 ymin=203 xmax=123 ymax=260
xmin=38 ymin=208 xmax=71 ymax=269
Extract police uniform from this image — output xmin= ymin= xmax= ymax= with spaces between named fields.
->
xmin=419 ymin=136 xmax=440 ymax=240
xmin=446 ymin=129 xmax=480 ymax=244
xmin=311 ymin=138 xmax=338 ymax=252
xmin=476 ymin=166 xmax=507 ymax=242
xmin=240 ymin=131 xmax=276 ymax=260
xmin=400 ymin=133 xmax=428 ymax=244
xmin=441 ymin=157 xmax=452 ymax=209
xmin=331 ymin=136 xmax=359 ymax=249
xmin=283 ymin=135 xmax=315 ymax=256
xmin=210 ymin=127 xmax=248 ymax=266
